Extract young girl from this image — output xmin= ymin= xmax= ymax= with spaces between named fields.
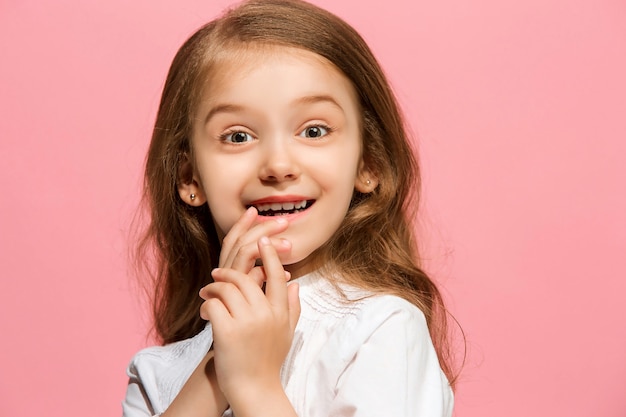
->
xmin=123 ymin=0 xmax=457 ymax=416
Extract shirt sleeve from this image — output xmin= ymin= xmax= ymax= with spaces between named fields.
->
xmin=120 ymin=326 xmax=214 ymax=417
xmin=327 ymin=301 xmax=453 ymax=417
xmin=121 ymin=361 xmax=158 ymax=417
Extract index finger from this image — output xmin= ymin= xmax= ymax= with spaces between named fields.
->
xmin=219 ymin=206 xmax=257 ymax=268
xmin=257 ymin=236 xmax=287 ymax=307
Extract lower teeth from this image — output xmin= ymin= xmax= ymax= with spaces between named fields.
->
xmin=266 ymin=208 xmax=301 ymax=216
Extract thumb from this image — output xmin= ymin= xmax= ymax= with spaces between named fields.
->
xmin=287 ymin=282 xmax=301 ymax=333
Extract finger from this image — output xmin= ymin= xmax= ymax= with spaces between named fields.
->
xmin=287 ymin=282 xmax=301 ymax=333
xmin=229 ymin=237 xmax=291 ymax=272
xmin=210 ymin=268 xmax=266 ymax=306
xmin=258 ymin=236 xmax=288 ymax=307
xmin=222 ymin=218 xmax=290 ymax=271
xmin=248 ymin=266 xmax=267 ymax=288
xmin=200 ymin=266 xmax=287 ymax=300
xmin=199 ymin=297 xmax=230 ymax=324
xmin=243 ymin=267 xmax=291 ymax=290
xmin=219 ymin=207 xmax=258 ymax=268
xmin=200 ymin=280 xmax=251 ymax=318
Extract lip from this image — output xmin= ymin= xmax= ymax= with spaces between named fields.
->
xmin=247 ymin=195 xmax=311 ymax=205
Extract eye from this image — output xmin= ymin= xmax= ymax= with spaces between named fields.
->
xmin=298 ymin=125 xmax=330 ymax=139
xmin=222 ymin=131 xmax=254 ymax=144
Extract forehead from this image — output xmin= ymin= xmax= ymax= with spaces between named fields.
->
xmin=199 ymin=44 xmax=360 ymax=109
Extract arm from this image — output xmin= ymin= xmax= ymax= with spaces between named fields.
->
xmin=121 ymin=330 xmax=220 ymax=417
xmin=160 ymin=350 xmax=228 ymax=417
xmin=123 ymin=355 xmax=226 ymax=417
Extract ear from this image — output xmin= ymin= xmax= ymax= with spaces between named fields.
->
xmin=354 ymin=160 xmax=378 ymax=193
xmin=177 ymin=155 xmax=207 ymax=206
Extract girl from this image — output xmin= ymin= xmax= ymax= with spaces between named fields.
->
xmin=123 ymin=0 xmax=457 ymax=416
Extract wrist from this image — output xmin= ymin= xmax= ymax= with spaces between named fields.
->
xmin=204 ymin=353 xmax=229 ymax=413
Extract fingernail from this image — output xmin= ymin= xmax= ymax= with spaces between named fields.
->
xmin=284 ymin=271 xmax=292 ymax=281
xmin=275 ymin=217 xmax=287 ymax=225
xmin=259 ymin=236 xmax=271 ymax=245
xmin=281 ymin=238 xmax=291 ymax=247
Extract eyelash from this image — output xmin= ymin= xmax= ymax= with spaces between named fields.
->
xmin=219 ymin=130 xmax=254 ymax=144
xmin=218 ymin=123 xmax=335 ymax=144
xmin=298 ymin=124 xmax=334 ymax=139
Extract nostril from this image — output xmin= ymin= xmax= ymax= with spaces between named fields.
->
xmin=258 ymin=146 xmax=301 ymax=180
xmin=259 ymin=167 xmax=300 ymax=182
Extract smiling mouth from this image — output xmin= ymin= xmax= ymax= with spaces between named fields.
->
xmin=249 ymin=200 xmax=315 ymax=216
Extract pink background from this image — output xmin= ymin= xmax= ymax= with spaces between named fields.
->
xmin=1 ymin=0 xmax=625 ymax=415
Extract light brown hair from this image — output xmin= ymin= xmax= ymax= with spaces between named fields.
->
xmin=137 ymin=0 xmax=459 ymax=387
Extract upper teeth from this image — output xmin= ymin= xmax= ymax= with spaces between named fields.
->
xmin=255 ymin=200 xmax=308 ymax=213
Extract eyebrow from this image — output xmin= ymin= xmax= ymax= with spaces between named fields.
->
xmin=293 ymin=95 xmax=344 ymax=112
xmin=203 ymin=104 xmax=246 ymax=125
xmin=203 ymin=94 xmax=345 ymax=125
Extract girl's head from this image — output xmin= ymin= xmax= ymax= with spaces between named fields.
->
xmin=141 ymin=0 xmax=455 ymax=385
xmin=178 ymin=43 xmax=373 ymax=276
xmin=147 ymin=0 xmax=417 ymax=272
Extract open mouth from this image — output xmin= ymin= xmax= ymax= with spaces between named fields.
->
xmin=249 ymin=200 xmax=315 ymax=216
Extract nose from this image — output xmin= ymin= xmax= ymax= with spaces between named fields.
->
xmin=258 ymin=137 xmax=301 ymax=183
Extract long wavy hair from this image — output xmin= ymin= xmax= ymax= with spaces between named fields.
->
xmin=136 ymin=0 xmax=459 ymax=387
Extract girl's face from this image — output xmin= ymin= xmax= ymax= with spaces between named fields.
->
xmin=185 ymin=46 xmax=372 ymax=277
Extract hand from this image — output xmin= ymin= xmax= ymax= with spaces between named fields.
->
xmin=164 ymin=209 xmax=293 ymax=417
xmin=199 ymin=236 xmax=301 ymax=408
xmin=219 ymin=206 xmax=292 ymax=278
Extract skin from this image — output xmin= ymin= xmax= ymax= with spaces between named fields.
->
xmin=181 ymin=46 xmax=376 ymax=277
xmin=163 ymin=210 xmax=298 ymax=417
xmin=169 ymin=46 xmax=378 ymax=416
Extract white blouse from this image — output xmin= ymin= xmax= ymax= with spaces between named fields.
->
xmin=122 ymin=272 xmax=453 ymax=417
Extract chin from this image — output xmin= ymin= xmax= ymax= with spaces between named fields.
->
xmin=281 ymin=250 xmax=322 ymax=278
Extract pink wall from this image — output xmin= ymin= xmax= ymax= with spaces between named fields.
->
xmin=1 ymin=0 xmax=624 ymax=416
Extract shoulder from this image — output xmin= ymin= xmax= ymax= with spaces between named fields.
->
xmin=338 ymin=292 xmax=432 ymax=353
xmin=299 ymin=272 xmax=426 ymax=321
xmin=299 ymin=273 xmax=434 ymax=357
xmin=127 ymin=325 xmax=212 ymax=376
xmin=125 ymin=325 xmax=213 ymax=412
xmin=353 ymin=292 xmax=428 ymax=325
xmin=311 ymin=273 xmax=429 ymax=333
xmin=296 ymin=279 xmax=453 ymax=416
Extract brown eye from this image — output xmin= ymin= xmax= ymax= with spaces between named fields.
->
xmin=299 ymin=125 xmax=329 ymax=139
xmin=224 ymin=131 xmax=253 ymax=143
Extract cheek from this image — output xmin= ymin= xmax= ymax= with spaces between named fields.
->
xmin=196 ymin=161 xmax=247 ymax=237
xmin=206 ymin=194 xmax=233 ymax=230
xmin=308 ymin=141 xmax=361 ymax=171
xmin=206 ymin=195 xmax=240 ymax=244
xmin=197 ymin=152 xmax=251 ymax=196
